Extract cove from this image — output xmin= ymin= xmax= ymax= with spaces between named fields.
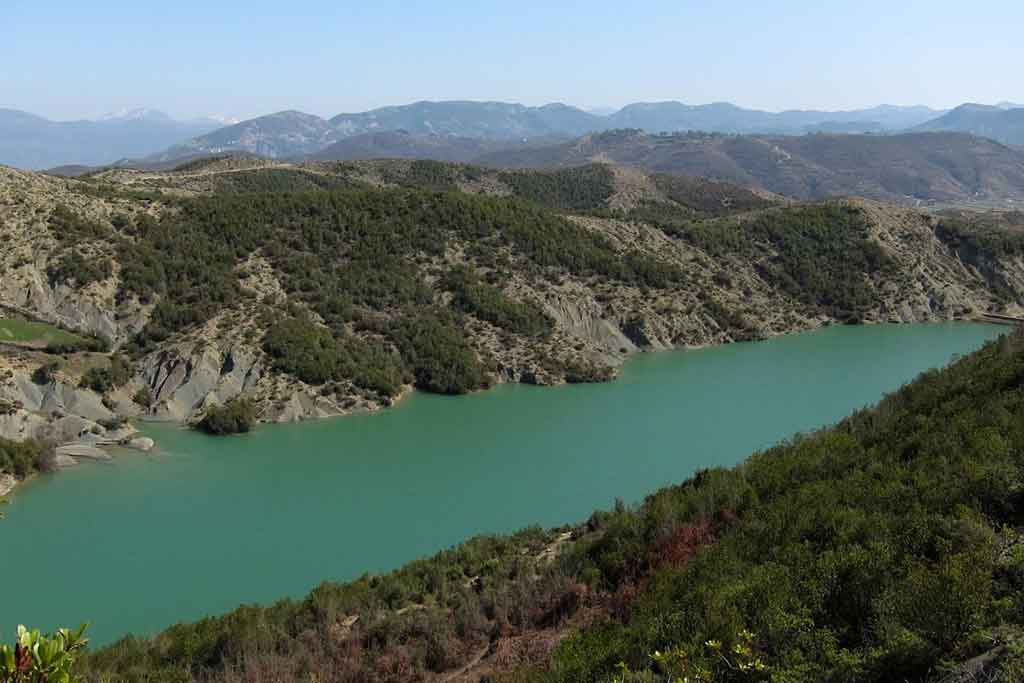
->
xmin=0 ymin=323 xmax=1005 ymax=646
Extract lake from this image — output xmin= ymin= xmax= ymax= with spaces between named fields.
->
xmin=0 ymin=323 xmax=1005 ymax=646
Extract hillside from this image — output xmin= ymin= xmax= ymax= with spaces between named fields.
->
xmin=75 ymin=326 xmax=1024 ymax=682
xmin=1 ymin=158 xmax=1023 ymax=477
xmin=330 ymin=101 xmax=602 ymax=139
xmin=309 ymin=131 xmax=564 ymax=163
xmin=476 ymin=130 xmax=1024 ymax=204
xmin=0 ymin=108 xmax=222 ymax=170
xmin=153 ymin=110 xmax=340 ymax=161
xmin=915 ymin=103 xmax=1024 ymax=146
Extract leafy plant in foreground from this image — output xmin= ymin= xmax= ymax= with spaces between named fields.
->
xmin=1 ymin=624 xmax=89 ymax=683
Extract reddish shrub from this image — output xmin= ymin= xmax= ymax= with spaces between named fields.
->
xmin=649 ymin=517 xmax=717 ymax=570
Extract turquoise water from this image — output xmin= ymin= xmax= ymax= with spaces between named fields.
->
xmin=0 ymin=323 xmax=1004 ymax=646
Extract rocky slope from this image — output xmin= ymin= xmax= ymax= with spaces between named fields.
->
xmin=1 ymin=160 xmax=1022 ymax=478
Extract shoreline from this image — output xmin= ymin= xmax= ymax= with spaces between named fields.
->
xmin=1 ymin=318 xmax=1007 ymax=500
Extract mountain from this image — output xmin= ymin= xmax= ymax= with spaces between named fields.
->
xmin=147 ymin=100 xmax=951 ymax=164
xmin=476 ymin=130 xmax=1024 ymax=204
xmin=914 ymin=103 xmax=1024 ymax=145
xmin=0 ymin=108 xmax=222 ymax=169
xmin=152 ymin=110 xmax=339 ymax=160
xmin=330 ymin=100 xmax=603 ymax=139
xmin=605 ymin=102 xmax=942 ymax=134
xmin=309 ymin=130 xmax=568 ymax=162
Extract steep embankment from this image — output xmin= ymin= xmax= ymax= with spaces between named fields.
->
xmin=1 ymin=160 xmax=1023 ymax=467
xmin=78 ymin=327 xmax=1024 ymax=682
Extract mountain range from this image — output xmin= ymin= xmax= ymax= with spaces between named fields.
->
xmin=4 ymin=99 xmax=1023 ymax=171
xmin=0 ymin=108 xmax=224 ymax=169
xmin=914 ymin=103 xmax=1024 ymax=145
xmin=152 ymin=101 xmax=948 ymax=163
xmin=475 ymin=130 xmax=1024 ymax=204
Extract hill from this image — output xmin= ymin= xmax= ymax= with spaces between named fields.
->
xmin=330 ymin=101 xmax=602 ymax=139
xmin=0 ymin=109 xmax=222 ymax=170
xmin=606 ymin=102 xmax=940 ymax=134
xmin=152 ymin=110 xmax=340 ymax=161
xmin=915 ymin=103 xmax=1024 ymax=146
xmin=1 ymin=158 xmax=1023 ymax=464
xmin=476 ymin=130 xmax=1024 ymax=204
xmin=74 ymin=325 xmax=1024 ymax=682
xmin=309 ymin=131 xmax=565 ymax=163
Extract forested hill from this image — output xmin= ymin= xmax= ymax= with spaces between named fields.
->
xmin=1 ymin=159 xmax=1023 ymax=451
xmin=78 ymin=327 xmax=1024 ymax=681
xmin=476 ymin=130 xmax=1024 ymax=205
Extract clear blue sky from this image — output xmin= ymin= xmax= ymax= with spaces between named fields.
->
xmin=3 ymin=0 xmax=1022 ymax=121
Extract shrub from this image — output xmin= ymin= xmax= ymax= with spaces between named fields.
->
xmin=0 ymin=438 xmax=47 ymax=479
xmin=196 ymin=399 xmax=257 ymax=436
xmin=31 ymin=362 xmax=60 ymax=386
xmin=1 ymin=623 xmax=89 ymax=682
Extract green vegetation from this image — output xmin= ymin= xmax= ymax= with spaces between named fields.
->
xmin=936 ymin=213 xmax=1024 ymax=260
xmin=380 ymin=159 xmax=462 ymax=191
xmin=388 ymin=310 xmax=491 ymax=394
xmin=651 ymin=204 xmax=891 ymax=320
xmin=196 ymin=399 xmax=257 ymax=436
xmin=45 ymin=251 xmax=112 ymax=288
xmin=30 ymin=362 xmax=59 ymax=386
xmin=261 ymin=314 xmax=406 ymax=396
xmin=0 ymin=438 xmax=48 ymax=479
xmin=651 ymin=173 xmax=772 ymax=217
xmin=78 ymin=355 xmax=132 ymax=394
xmin=208 ymin=169 xmax=357 ymax=194
xmin=0 ymin=318 xmax=89 ymax=350
xmin=131 ymin=387 xmax=152 ymax=408
xmin=500 ymin=165 xmax=617 ymax=212
xmin=1 ymin=624 xmax=89 ymax=683
xmin=112 ymin=188 xmax=676 ymax=392
xmin=79 ymin=330 xmax=1024 ymax=682
xmin=443 ymin=266 xmax=552 ymax=337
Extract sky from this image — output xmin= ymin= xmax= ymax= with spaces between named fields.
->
xmin=2 ymin=0 xmax=1022 ymax=121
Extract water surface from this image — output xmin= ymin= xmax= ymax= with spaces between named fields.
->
xmin=0 ymin=323 xmax=1004 ymax=645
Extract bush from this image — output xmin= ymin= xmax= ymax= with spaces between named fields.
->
xmin=78 ymin=355 xmax=133 ymax=394
xmin=31 ymin=362 xmax=60 ymax=386
xmin=132 ymin=387 xmax=152 ymax=408
xmin=196 ymin=399 xmax=257 ymax=436
xmin=0 ymin=438 xmax=48 ymax=479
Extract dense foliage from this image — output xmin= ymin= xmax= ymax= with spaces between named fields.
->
xmin=78 ymin=355 xmax=133 ymax=394
xmin=650 ymin=204 xmax=892 ymax=320
xmin=109 ymin=187 xmax=676 ymax=393
xmin=79 ymin=329 xmax=1024 ymax=682
xmin=0 ymin=438 xmax=48 ymax=479
xmin=195 ymin=399 xmax=257 ymax=436
xmin=500 ymin=165 xmax=617 ymax=212
xmin=442 ymin=266 xmax=552 ymax=337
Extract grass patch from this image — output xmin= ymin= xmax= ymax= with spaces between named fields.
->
xmin=0 ymin=318 xmax=87 ymax=348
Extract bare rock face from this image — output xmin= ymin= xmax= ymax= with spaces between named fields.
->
xmin=0 ymin=473 xmax=17 ymax=496
xmin=137 ymin=343 xmax=264 ymax=422
xmin=0 ymin=369 xmax=129 ymax=445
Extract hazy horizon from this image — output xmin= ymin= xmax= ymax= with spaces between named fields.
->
xmin=4 ymin=98 xmax=1023 ymax=126
xmin=5 ymin=0 xmax=1022 ymax=122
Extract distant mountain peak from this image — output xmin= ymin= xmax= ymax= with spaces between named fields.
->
xmin=99 ymin=108 xmax=173 ymax=122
